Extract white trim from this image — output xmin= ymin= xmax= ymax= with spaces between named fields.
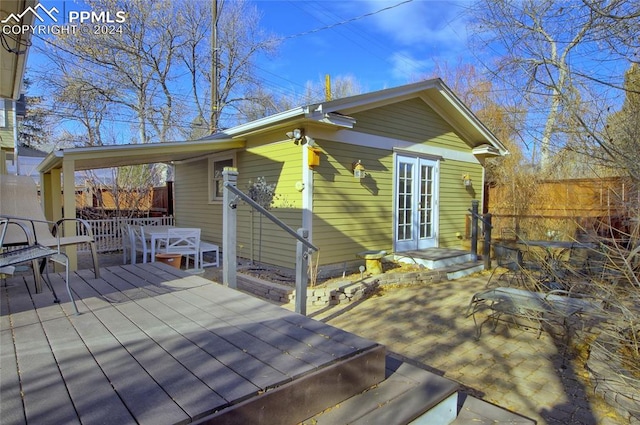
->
xmin=312 ymin=128 xmax=480 ymax=164
xmin=208 ymin=152 xmax=237 ymax=203
xmin=393 ymin=153 xmax=440 ymax=252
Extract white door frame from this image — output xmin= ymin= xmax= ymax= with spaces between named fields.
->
xmin=393 ymin=153 xmax=439 ymax=252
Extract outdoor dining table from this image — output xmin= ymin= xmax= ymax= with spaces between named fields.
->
xmin=517 ymin=240 xmax=601 ymax=287
xmin=142 ymin=225 xmax=175 ymax=262
xmin=518 ymin=240 xmax=598 ymax=261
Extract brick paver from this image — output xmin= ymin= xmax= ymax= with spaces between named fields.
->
xmin=305 ymin=277 xmax=627 ymax=425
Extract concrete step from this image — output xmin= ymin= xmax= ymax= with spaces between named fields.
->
xmin=394 ymin=249 xmax=474 ymax=270
xmin=442 ymin=260 xmax=485 ymax=280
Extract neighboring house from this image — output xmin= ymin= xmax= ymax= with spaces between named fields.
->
xmin=1 ymin=0 xmax=35 ymax=174
xmin=173 ymin=79 xmax=507 ymax=271
xmin=4 ymin=144 xmax=47 ymax=183
xmin=0 ymin=98 xmax=19 ymax=175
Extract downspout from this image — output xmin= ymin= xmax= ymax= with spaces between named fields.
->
xmin=301 ymin=138 xmax=314 ymax=241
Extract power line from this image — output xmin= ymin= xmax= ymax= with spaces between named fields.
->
xmin=271 ymin=0 xmax=413 ymax=43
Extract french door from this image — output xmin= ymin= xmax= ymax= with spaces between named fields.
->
xmin=394 ymin=155 xmax=439 ymax=251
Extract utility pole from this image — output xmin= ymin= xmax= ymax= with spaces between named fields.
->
xmin=325 ymin=74 xmax=331 ymax=101
xmin=210 ymin=0 xmax=218 ymax=133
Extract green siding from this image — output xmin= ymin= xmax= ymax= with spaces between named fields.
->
xmin=313 ymin=140 xmax=394 ymax=264
xmin=352 ymin=98 xmax=471 ymax=152
xmin=438 ymin=160 xmax=483 ymax=249
xmin=174 ymin=97 xmax=487 ymax=271
xmin=174 ymin=141 xmax=303 ymax=269
xmin=235 ymin=142 xmax=302 ymax=269
xmin=1 ymin=102 xmax=15 ymax=150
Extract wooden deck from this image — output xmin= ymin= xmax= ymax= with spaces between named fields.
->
xmin=1 ymin=263 xmax=385 ymax=425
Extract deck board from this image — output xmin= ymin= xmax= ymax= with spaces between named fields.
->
xmin=1 ymin=262 xmax=385 ymax=425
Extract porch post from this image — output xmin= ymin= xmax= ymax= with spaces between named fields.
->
xmin=483 ymin=213 xmax=492 ymax=270
xmin=222 ymin=168 xmax=238 ymax=288
xmin=62 ymin=159 xmax=78 ymax=270
xmin=470 ymin=200 xmax=479 ymax=261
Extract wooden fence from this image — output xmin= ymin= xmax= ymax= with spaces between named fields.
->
xmin=487 ymin=177 xmax=639 ymax=241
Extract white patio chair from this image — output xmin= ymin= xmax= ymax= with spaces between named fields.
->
xmin=163 ymin=228 xmax=201 ymax=270
xmin=198 ymin=241 xmax=219 ymax=268
xmin=128 ymin=224 xmax=152 ymax=264
xmin=122 ymin=223 xmax=133 ymax=264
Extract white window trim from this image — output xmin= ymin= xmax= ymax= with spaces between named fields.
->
xmin=0 ymin=100 xmax=7 ymax=128
xmin=208 ymin=152 xmax=236 ymax=203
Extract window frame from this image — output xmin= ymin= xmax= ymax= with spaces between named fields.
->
xmin=208 ymin=153 xmax=236 ymax=203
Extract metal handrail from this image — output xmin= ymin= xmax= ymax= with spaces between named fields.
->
xmin=224 ymin=182 xmax=318 ymax=252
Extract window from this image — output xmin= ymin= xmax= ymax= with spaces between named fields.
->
xmin=208 ymin=155 xmax=235 ymax=202
xmin=0 ymin=100 xmax=7 ymax=128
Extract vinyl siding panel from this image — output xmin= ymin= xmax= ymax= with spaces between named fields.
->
xmin=352 ymin=98 xmax=471 ymax=152
xmin=235 ymin=141 xmax=303 ymax=269
xmin=1 ymin=101 xmax=15 ymax=154
xmin=174 ymin=158 xmax=222 ymax=244
xmin=175 ymin=142 xmax=303 ymax=270
xmin=312 ymin=140 xmax=394 ymax=265
xmin=438 ymin=159 xmax=483 ymax=248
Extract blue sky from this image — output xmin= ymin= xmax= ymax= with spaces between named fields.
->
xmin=248 ymin=0 xmax=474 ymax=95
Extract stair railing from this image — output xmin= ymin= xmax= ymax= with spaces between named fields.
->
xmin=222 ymin=168 xmax=318 ymax=315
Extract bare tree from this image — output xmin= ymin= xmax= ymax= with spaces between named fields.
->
xmin=35 ymin=0 xmax=279 ymax=144
xmin=469 ymin=0 xmax=639 ymax=171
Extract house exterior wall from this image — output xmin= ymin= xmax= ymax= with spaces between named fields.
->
xmin=1 ymin=99 xmax=16 ymax=175
xmin=175 ymin=98 xmax=487 ymax=271
xmin=311 ymin=99 xmax=484 ymax=266
xmin=174 ymin=138 xmax=304 ymax=269
xmin=312 ymin=140 xmax=393 ymax=263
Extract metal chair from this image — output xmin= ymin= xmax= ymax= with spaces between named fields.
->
xmin=0 ymin=175 xmax=100 ymax=281
xmin=163 ymin=228 xmax=201 ymax=269
xmin=1 ymin=217 xmax=79 ymax=315
xmin=487 ymin=243 xmax=525 ymax=288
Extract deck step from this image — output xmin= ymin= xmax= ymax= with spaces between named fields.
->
xmin=304 ymin=354 xmax=536 ymax=425
xmin=451 ymin=394 xmax=535 ymax=424
xmin=305 ymin=355 xmax=459 ymax=425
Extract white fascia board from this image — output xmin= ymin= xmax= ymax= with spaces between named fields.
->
xmin=472 ymin=144 xmax=501 ymax=156
xmin=206 ymin=107 xmax=307 ymax=138
xmin=312 ymin=128 xmax=480 ymax=164
xmin=306 ymin=110 xmax=356 ymax=128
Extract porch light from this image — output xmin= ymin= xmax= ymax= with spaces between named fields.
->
xmin=286 ymin=128 xmax=304 ymax=144
xmin=462 ymin=174 xmax=472 ymax=187
xmin=353 ymin=160 xmax=365 ymax=179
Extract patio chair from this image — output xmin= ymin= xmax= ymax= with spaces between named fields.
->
xmin=0 ymin=174 xmax=100 ymax=284
xmin=122 ymin=223 xmax=132 ymax=264
xmin=198 ymin=241 xmax=220 ymax=268
xmin=128 ymin=224 xmax=153 ymax=264
xmin=486 ymin=243 xmax=526 ymax=288
xmin=1 ymin=217 xmax=79 ymax=314
xmin=163 ymin=228 xmax=201 ymax=269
